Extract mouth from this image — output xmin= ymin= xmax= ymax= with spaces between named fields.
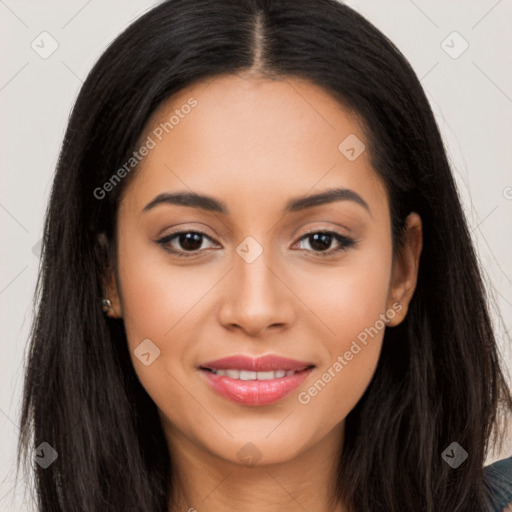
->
xmin=197 ymin=355 xmax=316 ymax=406
xmin=200 ymin=367 xmax=314 ymax=380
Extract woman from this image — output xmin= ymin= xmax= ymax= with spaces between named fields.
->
xmin=17 ymin=0 xmax=512 ymax=510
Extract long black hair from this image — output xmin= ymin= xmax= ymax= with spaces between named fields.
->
xmin=17 ymin=0 xmax=512 ymax=510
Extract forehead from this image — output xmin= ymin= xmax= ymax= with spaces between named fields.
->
xmin=120 ymin=73 xmax=387 ymax=219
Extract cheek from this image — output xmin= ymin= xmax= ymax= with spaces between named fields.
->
xmin=117 ymin=237 xmax=210 ymax=347
xmin=115 ymin=235 xmax=212 ymax=409
xmin=296 ymin=237 xmax=393 ymax=419
xmin=310 ymin=237 xmax=393 ymax=350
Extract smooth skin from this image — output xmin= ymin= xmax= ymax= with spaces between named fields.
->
xmin=101 ymin=72 xmax=422 ymax=512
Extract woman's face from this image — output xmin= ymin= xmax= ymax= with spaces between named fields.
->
xmin=103 ymin=73 xmax=421 ymax=466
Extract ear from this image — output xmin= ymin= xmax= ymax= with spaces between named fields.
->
xmin=386 ymin=212 xmax=422 ymax=327
xmin=97 ymin=233 xmax=122 ymax=319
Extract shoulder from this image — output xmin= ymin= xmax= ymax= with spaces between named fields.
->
xmin=483 ymin=456 xmax=512 ymax=511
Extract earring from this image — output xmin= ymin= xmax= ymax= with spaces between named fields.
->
xmin=101 ymin=298 xmax=114 ymax=316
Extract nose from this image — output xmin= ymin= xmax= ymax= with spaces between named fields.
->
xmin=217 ymin=247 xmax=296 ymax=336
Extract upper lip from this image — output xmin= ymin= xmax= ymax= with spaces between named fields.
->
xmin=199 ymin=355 xmax=315 ymax=372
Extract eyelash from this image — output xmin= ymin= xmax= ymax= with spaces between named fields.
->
xmin=155 ymin=229 xmax=356 ymax=258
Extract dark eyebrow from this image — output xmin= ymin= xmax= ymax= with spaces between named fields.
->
xmin=143 ymin=191 xmax=228 ymax=214
xmin=284 ymin=188 xmax=371 ymax=215
xmin=142 ymin=187 xmax=371 ymax=216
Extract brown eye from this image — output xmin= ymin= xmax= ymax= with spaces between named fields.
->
xmin=156 ymin=229 xmax=356 ymax=258
xmin=294 ymin=231 xmax=356 ymax=257
xmin=156 ymin=231 xmax=217 ymax=257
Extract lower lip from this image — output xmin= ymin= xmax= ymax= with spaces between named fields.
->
xmin=199 ymin=368 xmax=314 ymax=406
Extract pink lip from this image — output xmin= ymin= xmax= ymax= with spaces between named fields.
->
xmin=198 ymin=354 xmax=315 ymax=406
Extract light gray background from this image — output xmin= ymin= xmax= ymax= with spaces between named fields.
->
xmin=1 ymin=0 xmax=511 ymax=510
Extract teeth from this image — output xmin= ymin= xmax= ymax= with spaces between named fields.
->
xmin=209 ymin=369 xmax=300 ymax=380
